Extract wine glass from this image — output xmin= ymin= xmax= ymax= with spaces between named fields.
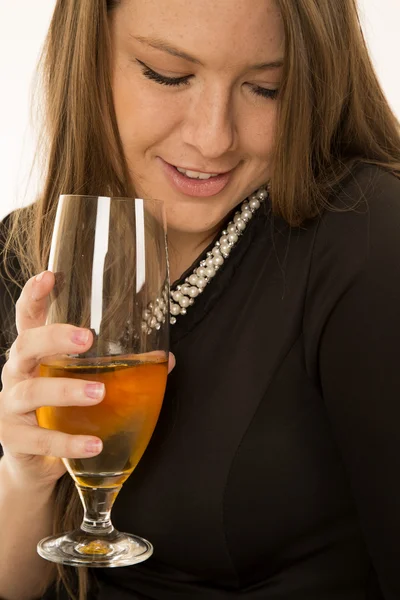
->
xmin=36 ymin=194 xmax=169 ymax=567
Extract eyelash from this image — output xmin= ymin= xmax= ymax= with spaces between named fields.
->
xmin=137 ymin=61 xmax=279 ymax=101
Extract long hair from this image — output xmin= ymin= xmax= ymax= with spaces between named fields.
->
xmin=2 ymin=0 xmax=400 ymax=598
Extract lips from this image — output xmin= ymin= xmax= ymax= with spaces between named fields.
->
xmin=159 ymin=158 xmax=233 ymax=198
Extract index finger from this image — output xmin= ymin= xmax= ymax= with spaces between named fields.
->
xmin=15 ymin=271 xmax=55 ymax=334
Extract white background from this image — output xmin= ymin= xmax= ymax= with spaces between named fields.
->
xmin=0 ymin=0 xmax=399 ymax=221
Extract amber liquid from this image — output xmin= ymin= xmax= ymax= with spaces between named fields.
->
xmin=37 ymin=357 xmax=168 ymax=489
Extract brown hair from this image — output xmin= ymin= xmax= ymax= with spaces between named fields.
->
xmin=3 ymin=0 xmax=400 ymax=597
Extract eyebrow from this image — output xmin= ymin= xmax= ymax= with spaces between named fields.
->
xmin=131 ymin=35 xmax=284 ymax=71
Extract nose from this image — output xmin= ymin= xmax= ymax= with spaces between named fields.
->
xmin=181 ymin=85 xmax=237 ymax=160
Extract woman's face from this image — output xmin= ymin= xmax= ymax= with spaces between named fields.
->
xmin=110 ymin=0 xmax=284 ymax=235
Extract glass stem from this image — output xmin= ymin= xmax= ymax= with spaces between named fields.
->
xmin=76 ymin=484 xmax=122 ymax=535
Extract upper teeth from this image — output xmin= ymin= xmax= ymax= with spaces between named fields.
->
xmin=177 ymin=167 xmax=220 ymax=180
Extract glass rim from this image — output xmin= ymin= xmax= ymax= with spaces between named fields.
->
xmin=59 ymin=194 xmax=165 ymax=205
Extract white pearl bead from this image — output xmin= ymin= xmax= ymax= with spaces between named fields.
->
xmin=142 ymin=309 xmax=150 ymax=320
xmin=205 ymin=266 xmax=216 ymax=278
xmin=197 ymin=277 xmax=207 ymax=288
xmin=213 ymin=255 xmax=224 ymax=266
xmin=188 ymin=286 xmax=199 ymax=297
xmin=155 ymin=308 xmax=164 ymax=321
xmin=228 ymin=233 xmax=238 ymax=244
xmin=170 ymin=303 xmax=181 ymax=316
xmin=188 ymin=274 xmax=199 ymax=285
xmin=249 ymin=198 xmax=260 ymax=210
xmin=155 ymin=188 xmax=266 ymax=329
xmin=241 ymin=209 xmax=252 ymax=222
xmin=179 ymin=296 xmax=190 ymax=308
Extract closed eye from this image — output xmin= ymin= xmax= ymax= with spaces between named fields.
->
xmin=136 ymin=59 xmax=280 ymax=100
xmin=249 ymin=86 xmax=279 ymax=100
xmin=136 ymin=59 xmax=192 ymax=87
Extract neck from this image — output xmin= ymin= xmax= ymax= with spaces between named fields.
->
xmin=167 ymin=226 xmax=220 ymax=284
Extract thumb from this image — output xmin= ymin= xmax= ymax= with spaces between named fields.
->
xmin=15 ymin=271 xmax=55 ymax=334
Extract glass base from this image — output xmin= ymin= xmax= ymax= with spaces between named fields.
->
xmin=37 ymin=528 xmax=153 ymax=567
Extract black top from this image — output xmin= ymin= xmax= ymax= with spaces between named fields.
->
xmin=1 ymin=163 xmax=400 ymax=600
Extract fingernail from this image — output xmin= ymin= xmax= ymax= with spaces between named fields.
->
xmin=84 ymin=439 xmax=102 ymax=455
xmin=72 ymin=329 xmax=90 ymax=345
xmin=85 ymin=383 xmax=105 ymax=400
xmin=35 ymin=271 xmax=46 ymax=283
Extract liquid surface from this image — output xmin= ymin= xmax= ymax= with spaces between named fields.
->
xmin=37 ymin=357 xmax=168 ymax=488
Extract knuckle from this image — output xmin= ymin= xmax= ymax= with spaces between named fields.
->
xmin=1 ymin=358 xmax=10 ymax=381
xmin=4 ymin=346 xmax=11 ymax=363
xmin=0 ymin=414 xmax=14 ymax=449
xmin=0 ymin=383 xmax=17 ymax=417
xmin=15 ymin=295 xmax=23 ymax=314
xmin=36 ymin=431 xmax=53 ymax=457
xmin=0 ymin=386 xmax=13 ymax=416
xmin=60 ymin=380 xmax=72 ymax=404
xmin=3 ymin=356 xmax=21 ymax=382
xmin=14 ymin=331 xmax=28 ymax=358
xmin=63 ymin=435 xmax=77 ymax=458
xmin=19 ymin=378 xmax=36 ymax=411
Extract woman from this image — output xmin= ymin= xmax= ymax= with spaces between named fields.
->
xmin=1 ymin=0 xmax=400 ymax=599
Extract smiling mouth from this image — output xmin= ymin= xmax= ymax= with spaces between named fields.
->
xmin=160 ymin=158 xmax=234 ymax=197
xmin=174 ymin=167 xmax=222 ymax=180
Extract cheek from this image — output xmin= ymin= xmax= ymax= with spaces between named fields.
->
xmin=242 ymin=105 xmax=278 ymax=162
xmin=112 ymin=70 xmax=180 ymax=151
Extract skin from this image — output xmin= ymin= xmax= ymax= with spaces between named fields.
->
xmin=0 ymin=0 xmax=284 ymax=483
xmin=0 ymin=272 xmax=175 ymax=484
xmin=109 ymin=0 xmax=284 ymax=280
xmin=0 ymin=7 xmax=282 ymax=595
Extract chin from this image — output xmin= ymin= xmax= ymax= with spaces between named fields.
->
xmin=165 ymin=205 xmax=231 ymax=236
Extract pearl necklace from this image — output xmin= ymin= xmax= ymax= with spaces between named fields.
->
xmin=142 ymin=185 xmax=269 ymax=333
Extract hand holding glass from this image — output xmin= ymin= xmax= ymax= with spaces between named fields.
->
xmin=36 ymin=195 xmax=169 ymax=567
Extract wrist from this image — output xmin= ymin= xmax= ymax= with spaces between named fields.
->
xmin=0 ymin=455 xmax=57 ymax=498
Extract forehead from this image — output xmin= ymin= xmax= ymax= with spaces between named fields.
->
xmin=114 ymin=0 xmax=285 ymax=66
